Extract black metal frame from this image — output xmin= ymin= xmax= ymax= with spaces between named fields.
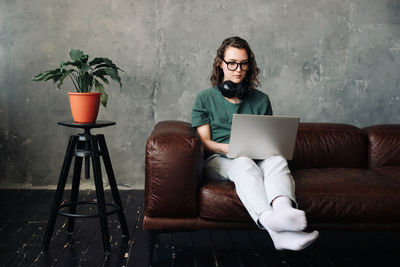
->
xmin=42 ymin=122 xmax=129 ymax=254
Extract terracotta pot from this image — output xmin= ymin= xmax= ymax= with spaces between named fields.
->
xmin=68 ymin=92 xmax=101 ymax=123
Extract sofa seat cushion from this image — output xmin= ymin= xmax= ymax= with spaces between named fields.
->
xmin=371 ymin=166 xmax=400 ymax=181
xmin=199 ymin=168 xmax=400 ymax=224
xmin=199 ymin=179 xmax=252 ymax=222
xmin=294 ymin=168 xmax=400 ymax=223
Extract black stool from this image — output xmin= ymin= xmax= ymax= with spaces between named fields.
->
xmin=42 ymin=120 xmax=129 ymax=254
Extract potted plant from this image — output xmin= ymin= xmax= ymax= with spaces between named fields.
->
xmin=32 ymin=49 xmax=123 ymax=123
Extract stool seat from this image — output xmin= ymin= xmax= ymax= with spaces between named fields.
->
xmin=42 ymin=121 xmax=129 ymax=255
xmin=58 ymin=120 xmax=116 ymax=129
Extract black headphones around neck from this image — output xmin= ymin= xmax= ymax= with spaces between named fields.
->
xmin=217 ymin=80 xmax=251 ymax=100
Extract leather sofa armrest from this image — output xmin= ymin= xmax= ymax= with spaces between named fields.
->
xmin=363 ymin=124 xmax=400 ymax=168
xmin=145 ymin=121 xmax=204 ymax=217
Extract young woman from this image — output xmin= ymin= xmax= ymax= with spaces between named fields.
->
xmin=191 ymin=36 xmax=319 ymax=251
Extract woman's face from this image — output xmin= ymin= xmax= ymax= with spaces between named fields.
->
xmin=220 ymin=46 xmax=249 ymax=84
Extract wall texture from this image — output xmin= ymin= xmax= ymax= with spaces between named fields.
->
xmin=1 ymin=0 xmax=399 ymax=188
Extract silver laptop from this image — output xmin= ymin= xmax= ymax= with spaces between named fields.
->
xmin=227 ymin=114 xmax=300 ymax=160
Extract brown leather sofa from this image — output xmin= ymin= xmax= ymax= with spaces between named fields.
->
xmin=144 ymin=121 xmax=400 ymax=259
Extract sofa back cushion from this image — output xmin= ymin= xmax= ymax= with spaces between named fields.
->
xmin=363 ymin=124 xmax=400 ymax=169
xmin=291 ymin=123 xmax=368 ymax=170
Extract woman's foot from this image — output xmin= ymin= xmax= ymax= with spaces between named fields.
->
xmin=259 ymin=208 xmax=307 ymax=232
xmin=266 ymin=227 xmax=319 ymax=251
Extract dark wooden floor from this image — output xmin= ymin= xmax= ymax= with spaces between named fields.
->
xmin=0 ymin=189 xmax=399 ymax=267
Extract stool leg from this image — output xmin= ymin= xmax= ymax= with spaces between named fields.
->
xmin=98 ymin=134 xmax=130 ymax=237
xmin=42 ymin=135 xmax=78 ymax=251
xmin=85 ymin=140 xmax=90 ymax=179
xmin=90 ymin=135 xmax=111 ymax=254
xmin=67 ymin=149 xmax=83 ymax=233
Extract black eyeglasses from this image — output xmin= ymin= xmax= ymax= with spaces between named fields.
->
xmin=222 ymin=58 xmax=249 ymax=71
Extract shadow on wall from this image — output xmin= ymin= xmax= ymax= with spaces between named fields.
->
xmin=0 ymin=129 xmax=30 ymax=187
xmin=387 ymin=1 xmax=400 ymax=26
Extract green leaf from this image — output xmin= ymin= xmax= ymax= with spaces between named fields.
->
xmin=57 ymin=69 xmax=75 ymax=89
xmin=70 ymin=73 xmax=79 ymax=92
xmin=81 ymin=55 xmax=89 ymax=64
xmin=60 ymin=61 xmax=80 ymax=72
xmin=92 ymin=69 xmax=110 ymax=85
xmin=89 ymin=57 xmax=107 ymax=66
xmin=89 ymin=57 xmax=113 ymax=66
xmin=32 ymin=68 xmax=62 ymax=81
xmin=69 ymin=49 xmax=84 ymax=62
xmin=50 ymin=72 xmax=63 ymax=84
xmin=32 ymin=70 xmax=52 ymax=81
xmin=87 ymin=75 xmax=94 ymax=90
xmin=95 ymin=79 xmax=108 ymax=108
xmin=77 ymin=75 xmax=84 ymax=92
xmin=103 ymin=67 xmax=122 ymax=88
xmin=90 ymin=57 xmax=124 ymax=72
xmin=93 ymin=63 xmax=116 ymax=70
xmin=81 ymin=72 xmax=92 ymax=92
xmin=80 ymin=63 xmax=91 ymax=74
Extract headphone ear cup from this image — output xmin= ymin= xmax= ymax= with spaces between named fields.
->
xmin=218 ymin=81 xmax=237 ymax=98
xmin=236 ymin=80 xmax=250 ymax=100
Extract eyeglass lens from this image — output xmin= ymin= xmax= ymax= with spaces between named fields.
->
xmin=223 ymin=59 xmax=249 ymax=71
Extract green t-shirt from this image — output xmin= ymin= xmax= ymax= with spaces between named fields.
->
xmin=192 ymin=87 xmax=273 ymax=144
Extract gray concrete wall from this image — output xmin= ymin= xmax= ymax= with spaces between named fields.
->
xmin=1 ymin=0 xmax=399 ymax=188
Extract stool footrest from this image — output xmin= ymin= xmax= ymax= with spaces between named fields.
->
xmin=58 ymin=201 xmax=120 ymax=218
xmin=74 ymin=149 xmax=92 ymax=157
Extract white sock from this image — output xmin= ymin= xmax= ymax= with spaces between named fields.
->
xmin=266 ymin=226 xmax=319 ymax=251
xmin=259 ymin=196 xmax=307 ymax=232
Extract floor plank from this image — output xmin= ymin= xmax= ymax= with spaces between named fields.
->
xmin=123 ymin=191 xmax=148 ymax=267
xmin=153 ymin=232 xmax=173 ymax=267
xmin=171 ymin=231 xmax=195 ymax=267
xmin=54 ymin=190 xmax=104 ymax=266
xmin=0 ymin=189 xmax=33 ymax=218
xmin=1 ymin=189 xmax=400 ymax=267
xmin=210 ymin=230 xmax=238 ymax=267
xmin=248 ymin=230 xmax=290 ymax=267
xmin=3 ymin=190 xmax=68 ymax=267
xmin=229 ymin=230 xmax=265 ymax=267
xmin=191 ymin=230 xmax=216 ymax=267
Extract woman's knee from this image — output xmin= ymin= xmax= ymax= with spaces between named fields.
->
xmin=258 ymin=155 xmax=288 ymax=169
xmin=232 ymin=156 xmax=258 ymax=169
xmin=228 ymin=157 xmax=263 ymax=183
xmin=204 ymin=155 xmax=233 ymax=180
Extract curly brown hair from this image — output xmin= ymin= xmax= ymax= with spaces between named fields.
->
xmin=210 ymin=36 xmax=260 ymax=88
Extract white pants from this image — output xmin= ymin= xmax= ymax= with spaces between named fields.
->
xmin=204 ymin=154 xmax=297 ymax=228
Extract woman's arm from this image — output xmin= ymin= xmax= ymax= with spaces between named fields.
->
xmin=196 ymin=124 xmax=229 ymax=154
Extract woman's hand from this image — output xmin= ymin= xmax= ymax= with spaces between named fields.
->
xmin=220 ymin=143 xmax=229 ymax=154
xmin=196 ymin=124 xmax=229 ymax=154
